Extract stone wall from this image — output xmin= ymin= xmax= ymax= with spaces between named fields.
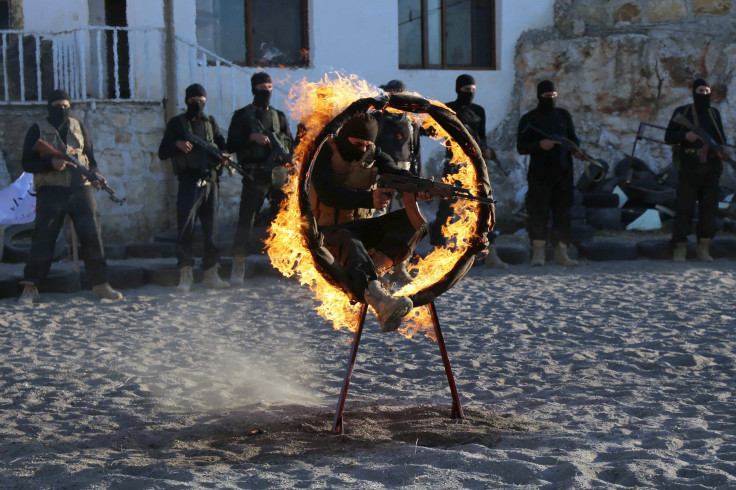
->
xmin=0 ymin=102 xmax=243 ymax=243
xmin=486 ymin=6 xmax=736 ymax=216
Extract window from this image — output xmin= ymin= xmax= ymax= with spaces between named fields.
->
xmin=196 ymin=0 xmax=309 ymax=67
xmin=0 ymin=1 xmax=9 ymax=29
xmin=399 ymin=0 xmax=496 ymax=69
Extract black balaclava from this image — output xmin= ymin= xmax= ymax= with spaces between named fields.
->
xmin=185 ymin=83 xmax=207 ymax=118
xmin=47 ymin=89 xmax=71 ymax=128
xmin=537 ymin=80 xmax=556 ymax=114
xmin=335 ymin=114 xmax=379 ymax=161
xmin=455 ymin=74 xmax=475 ymax=106
xmin=380 ymin=79 xmax=407 ymax=94
xmin=251 ymin=71 xmax=273 ymax=109
xmin=692 ymin=78 xmax=711 ymax=113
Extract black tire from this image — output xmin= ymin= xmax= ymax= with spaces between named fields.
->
xmin=496 ymin=245 xmax=528 ymax=265
xmin=143 ymin=264 xmax=204 ymax=287
xmin=0 ymin=275 xmax=22 ymax=299
xmin=104 ymin=243 xmax=127 ymax=260
xmin=39 ymin=269 xmax=80 ymax=294
xmin=571 ymin=223 xmax=595 ymax=244
xmin=494 ymin=218 xmax=525 ymax=235
xmin=3 ymin=223 xmax=67 ymax=264
xmin=637 ymin=239 xmax=695 ymax=260
xmin=578 ymin=241 xmax=638 ymax=261
xmin=711 ymin=237 xmax=736 ymax=259
xmin=126 ymin=242 xmax=176 ymax=259
xmin=586 ymin=207 xmax=623 ymax=230
xmin=582 ymin=192 xmax=619 ymax=208
xmin=570 ymin=204 xmax=586 ymax=220
xmin=81 ymin=264 xmax=147 ymax=290
xmin=722 ymin=219 xmax=736 ymax=234
xmin=621 ymin=207 xmax=647 ymax=225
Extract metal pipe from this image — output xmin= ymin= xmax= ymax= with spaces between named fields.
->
xmin=429 ymin=302 xmax=464 ymax=419
xmin=331 ymin=304 xmax=368 ymax=434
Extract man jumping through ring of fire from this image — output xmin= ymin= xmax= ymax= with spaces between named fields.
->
xmin=309 ymin=113 xmax=431 ymax=333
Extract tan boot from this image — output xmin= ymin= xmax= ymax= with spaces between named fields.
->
xmin=18 ymin=281 xmax=39 ymax=305
xmin=389 ymin=260 xmax=413 ymax=285
xmin=696 ymin=238 xmax=714 ymax=262
xmin=230 ymin=255 xmax=249 ymax=286
xmin=530 ymin=240 xmax=546 ymax=266
xmin=176 ymin=266 xmax=193 ymax=293
xmin=485 ymin=244 xmax=509 ymax=270
xmin=92 ymin=282 xmax=123 ymax=300
xmin=554 ymin=243 xmax=578 ymax=266
xmin=203 ymin=264 xmax=230 ymax=289
xmin=672 ymin=243 xmax=687 ymax=263
xmin=364 ymin=280 xmax=413 ymax=333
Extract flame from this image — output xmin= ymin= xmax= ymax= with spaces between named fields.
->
xmin=265 ymin=73 xmax=482 ymax=339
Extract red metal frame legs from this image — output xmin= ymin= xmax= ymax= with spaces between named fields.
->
xmin=331 ymin=302 xmax=463 ymax=434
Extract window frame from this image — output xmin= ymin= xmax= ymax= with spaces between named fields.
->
xmin=399 ymin=0 xmax=496 ymax=70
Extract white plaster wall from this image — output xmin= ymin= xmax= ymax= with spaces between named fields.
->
xmin=23 ymin=0 xmax=89 ymax=31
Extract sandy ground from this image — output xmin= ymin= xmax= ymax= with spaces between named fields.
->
xmin=1 ymin=253 xmax=736 ymax=488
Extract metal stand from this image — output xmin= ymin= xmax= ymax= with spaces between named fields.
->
xmin=331 ymin=301 xmax=463 ymax=434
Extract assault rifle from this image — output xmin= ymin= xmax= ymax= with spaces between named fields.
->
xmin=463 ymin=124 xmax=509 ymax=177
xmin=377 ymin=173 xmax=496 ymax=206
xmin=672 ymin=114 xmax=736 ymax=165
xmin=33 ymin=139 xmax=126 ymax=205
xmin=523 ymin=124 xmax=607 ymax=181
xmin=184 ymin=132 xmax=245 ymax=177
xmin=264 ymin=129 xmax=292 ymax=168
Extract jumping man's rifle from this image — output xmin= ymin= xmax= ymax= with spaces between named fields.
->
xmin=377 ymin=173 xmax=496 ymax=206
xmin=184 ymin=132 xmax=245 ymax=177
xmin=32 ymin=139 xmax=126 ymax=205
xmin=672 ymin=113 xmax=736 ymax=167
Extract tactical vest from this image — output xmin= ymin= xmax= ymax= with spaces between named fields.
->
xmin=237 ymin=105 xmax=281 ymax=164
xmin=676 ymin=105 xmax=726 ymax=166
xmin=33 ymin=118 xmax=90 ymax=189
xmin=309 ymin=136 xmax=379 ymax=227
xmin=171 ymin=114 xmax=215 ymax=175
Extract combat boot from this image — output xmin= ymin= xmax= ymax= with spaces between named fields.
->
xmin=364 ymin=280 xmax=413 ymax=333
xmin=389 ymin=260 xmax=413 ymax=285
xmin=672 ymin=243 xmax=687 ymax=263
xmin=176 ymin=266 xmax=193 ymax=293
xmin=92 ymin=282 xmax=123 ymax=300
xmin=230 ymin=255 xmax=249 ymax=286
xmin=485 ymin=244 xmax=509 ymax=270
xmin=530 ymin=240 xmax=546 ymax=266
xmin=203 ymin=264 xmax=230 ymax=289
xmin=554 ymin=243 xmax=578 ymax=266
xmin=18 ymin=281 xmax=39 ymax=305
xmin=696 ymin=238 xmax=714 ymax=262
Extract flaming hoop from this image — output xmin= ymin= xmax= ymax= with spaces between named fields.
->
xmin=266 ymin=74 xmax=495 ymax=336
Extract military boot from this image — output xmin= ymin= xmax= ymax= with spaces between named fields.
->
xmin=696 ymin=238 xmax=714 ymax=262
xmin=18 ymin=281 xmax=39 ymax=305
xmin=485 ymin=244 xmax=509 ymax=270
xmin=554 ymin=243 xmax=578 ymax=266
xmin=364 ymin=280 xmax=413 ymax=333
xmin=203 ymin=264 xmax=230 ymax=289
xmin=530 ymin=240 xmax=546 ymax=266
xmin=230 ymin=255 xmax=249 ymax=287
xmin=672 ymin=243 xmax=687 ymax=263
xmin=176 ymin=266 xmax=194 ymax=293
xmin=389 ymin=260 xmax=413 ymax=285
xmin=92 ymin=282 xmax=123 ymax=300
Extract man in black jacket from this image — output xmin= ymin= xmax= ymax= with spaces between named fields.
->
xmin=18 ymin=89 xmax=122 ymax=305
xmin=311 ymin=113 xmax=425 ymax=333
xmin=158 ymin=83 xmax=231 ymax=292
xmin=517 ymin=80 xmax=580 ymax=267
xmin=665 ymin=78 xmax=727 ymax=263
xmin=226 ymin=72 xmax=293 ymax=285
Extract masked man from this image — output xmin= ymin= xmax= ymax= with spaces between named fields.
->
xmin=311 ymin=113 xmax=426 ymax=333
xmin=158 ymin=83 xmax=231 ymax=292
xmin=226 ymin=71 xmax=293 ymax=285
xmin=18 ymin=89 xmax=123 ymax=304
xmin=432 ymin=74 xmax=508 ymax=269
xmin=517 ymin=80 xmax=580 ymax=267
xmin=665 ymin=79 xmax=727 ymax=263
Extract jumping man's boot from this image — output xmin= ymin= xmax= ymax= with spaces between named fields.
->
xmin=230 ymin=255 xmax=249 ymax=286
xmin=18 ymin=281 xmax=39 ymax=305
xmin=92 ymin=282 xmax=123 ymax=300
xmin=554 ymin=242 xmax=578 ymax=266
xmin=530 ymin=240 xmax=546 ymax=267
xmin=485 ymin=244 xmax=509 ymax=270
xmin=672 ymin=243 xmax=687 ymax=263
xmin=364 ymin=280 xmax=413 ymax=333
xmin=203 ymin=264 xmax=230 ymax=289
xmin=176 ymin=266 xmax=194 ymax=293
xmin=696 ymin=238 xmax=714 ymax=262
